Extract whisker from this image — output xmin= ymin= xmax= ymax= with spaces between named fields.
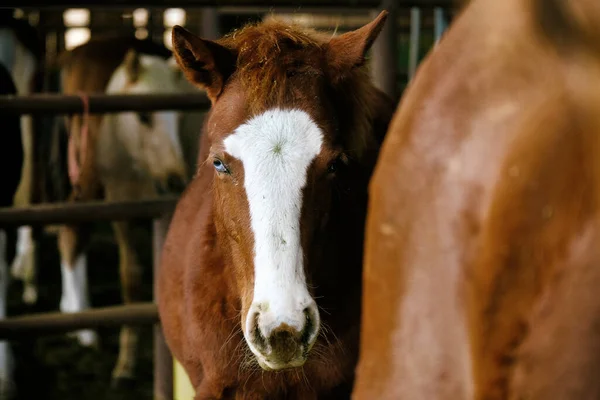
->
xmin=220 ymin=325 xmax=242 ymax=353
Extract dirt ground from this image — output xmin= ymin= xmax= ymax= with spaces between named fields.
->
xmin=8 ymin=220 xmax=156 ymax=400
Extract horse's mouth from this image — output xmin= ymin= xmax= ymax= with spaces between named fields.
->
xmin=255 ymin=354 xmax=308 ymax=371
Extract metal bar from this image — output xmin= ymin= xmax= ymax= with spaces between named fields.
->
xmin=4 ymin=0 xmax=455 ymax=8
xmin=433 ymin=7 xmax=447 ymax=44
xmin=201 ymin=8 xmax=221 ymax=40
xmin=153 ymin=214 xmax=174 ymax=400
xmin=408 ymin=7 xmax=421 ymax=81
xmin=212 ymin=3 xmax=455 ymax=15
xmin=0 ymin=93 xmax=211 ymax=116
xmin=217 ymin=7 xmax=379 ymax=15
xmin=0 ymin=197 xmax=178 ymax=227
xmin=371 ymin=0 xmax=398 ymax=101
xmin=1 ymin=0 xmax=384 ymax=9
xmin=0 ymin=303 xmax=158 ymax=339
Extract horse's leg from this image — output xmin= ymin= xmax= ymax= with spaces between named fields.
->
xmin=0 ymin=230 xmax=15 ymax=398
xmin=110 ymin=219 xmax=143 ymax=386
xmin=10 ymin=111 xmax=38 ymax=305
xmin=10 ymin=225 xmax=37 ymax=304
xmin=56 ymin=108 xmax=102 ymax=347
xmin=57 ymin=221 xmax=98 ymax=347
xmin=10 ymin=42 xmax=38 ymax=306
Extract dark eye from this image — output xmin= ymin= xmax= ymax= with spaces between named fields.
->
xmin=328 ymin=157 xmax=345 ymax=175
xmin=138 ymin=112 xmax=152 ymax=127
xmin=213 ymin=159 xmax=229 ymax=174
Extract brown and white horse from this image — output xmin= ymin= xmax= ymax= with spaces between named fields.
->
xmin=354 ymin=0 xmax=600 ymax=399
xmin=0 ymin=12 xmax=42 ymax=308
xmin=56 ymin=35 xmax=189 ymax=386
xmin=0 ymin=13 xmax=40 ymax=397
xmin=158 ymin=12 xmax=395 ymax=399
xmin=0 ymin=62 xmax=24 ymax=400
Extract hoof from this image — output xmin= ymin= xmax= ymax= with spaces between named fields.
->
xmin=110 ymin=376 xmax=136 ymax=391
xmin=67 ymin=329 xmax=99 ymax=349
xmin=10 ymin=257 xmax=25 ymax=280
xmin=22 ymin=285 xmax=37 ymax=305
xmin=0 ymin=378 xmax=16 ymax=400
xmin=0 ymin=342 xmax=15 ymax=400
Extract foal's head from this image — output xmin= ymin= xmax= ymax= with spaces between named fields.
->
xmin=173 ymin=12 xmax=389 ymax=371
xmin=104 ymin=49 xmax=188 ymax=192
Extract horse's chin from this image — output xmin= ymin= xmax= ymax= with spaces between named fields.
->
xmin=255 ymin=354 xmax=308 ymax=372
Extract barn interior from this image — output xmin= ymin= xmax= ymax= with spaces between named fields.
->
xmin=0 ymin=1 xmax=457 ymax=399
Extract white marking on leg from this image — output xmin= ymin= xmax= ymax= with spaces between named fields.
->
xmin=11 ymin=226 xmax=38 ymax=304
xmin=60 ymin=254 xmax=98 ymax=347
xmin=223 ymin=109 xmax=322 ymax=355
xmin=0 ymin=230 xmax=14 ymax=396
xmin=0 ymin=231 xmax=9 ymax=320
xmin=11 ymin=226 xmax=31 ymax=279
xmin=112 ymin=327 xmax=139 ymax=380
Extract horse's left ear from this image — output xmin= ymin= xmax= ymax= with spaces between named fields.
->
xmin=325 ymin=10 xmax=389 ymax=82
xmin=124 ymin=48 xmax=141 ymax=83
xmin=171 ymin=25 xmax=237 ymax=102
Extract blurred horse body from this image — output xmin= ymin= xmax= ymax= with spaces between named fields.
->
xmin=56 ymin=35 xmax=189 ymax=385
xmin=354 ymin=0 xmax=600 ymax=399
xmin=0 ymin=12 xmax=42 ymax=307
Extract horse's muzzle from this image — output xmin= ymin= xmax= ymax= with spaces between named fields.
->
xmin=246 ymin=302 xmax=320 ymax=370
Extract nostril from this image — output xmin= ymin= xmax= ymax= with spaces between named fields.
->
xmin=249 ymin=311 xmax=267 ymax=351
xmin=300 ymin=306 xmax=319 ymax=347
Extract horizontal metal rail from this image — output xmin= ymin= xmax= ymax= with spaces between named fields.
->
xmin=0 ymin=93 xmax=210 ymax=116
xmin=0 ymin=303 xmax=158 ymax=339
xmin=217 ymin=3 xmax=455 ymax=14
xmin=3 ymin=0 xmax=386 ymax=9
xmin=0 ymin=197 xmax=178 ymax=227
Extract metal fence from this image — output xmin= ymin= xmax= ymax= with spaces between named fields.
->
xmin=0 ymin=1 xmax=452 ymax=399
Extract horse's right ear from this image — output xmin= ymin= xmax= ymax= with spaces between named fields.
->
xmin=171 ymin=26 xmax=236 ymax=102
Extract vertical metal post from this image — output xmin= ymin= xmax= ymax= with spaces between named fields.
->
xmin=370 ymin=0 xmax=398 ymax=101
xmin=201 ymin=8 xmax=220 ymax=40
xmin=433 ymin=7 xmax=446 ymax=45
xmin=408 ymin=7 xmax=421 ymax=81
xmin=153 ymin=213 xmax=173 ymax=400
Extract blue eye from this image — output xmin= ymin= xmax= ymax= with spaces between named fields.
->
xmin=213 ymin=159 xmax=229 ymax=173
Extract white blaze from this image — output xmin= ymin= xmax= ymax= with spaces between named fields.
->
xmin=223 ymin=108 xmax=322 ymax=336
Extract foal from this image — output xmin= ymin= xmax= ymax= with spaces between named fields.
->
xmin=158 ymin=12 xmax=395 ymax=399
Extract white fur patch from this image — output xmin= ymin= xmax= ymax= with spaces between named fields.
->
xmin=105 ymin=55 xmax=183 ymax=159
xmin=11 ymin=226 xmax=37 ymax=304
xmin=0 ymin=230 xmax=14 ymax=395
xmin=223 ymin=108 xmax=322 ymax=338
xmin=60 ymin=254 xmax=98 ymax=347
xmin=0 ymin=230 xmax=9 ymax=320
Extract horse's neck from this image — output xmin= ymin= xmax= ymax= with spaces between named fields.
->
xmin=0 ymin=28 xmax=36 ymax=208
xmin=0 ymin=28 xmax=35 ymax=95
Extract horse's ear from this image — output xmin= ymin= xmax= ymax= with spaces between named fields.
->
xmin=171 ymin=25 xmax=236 ymax=102
xmin=325 ymin=10 xmax=389 ymax=82
xmin=124 ymin=48 xmax=141 ymax=83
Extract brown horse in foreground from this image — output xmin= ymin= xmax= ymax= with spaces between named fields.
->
xmin=158 ymin=12 xmax=395 ymax=399
xmin=354 ymin=0 xmax=600 ymax=399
